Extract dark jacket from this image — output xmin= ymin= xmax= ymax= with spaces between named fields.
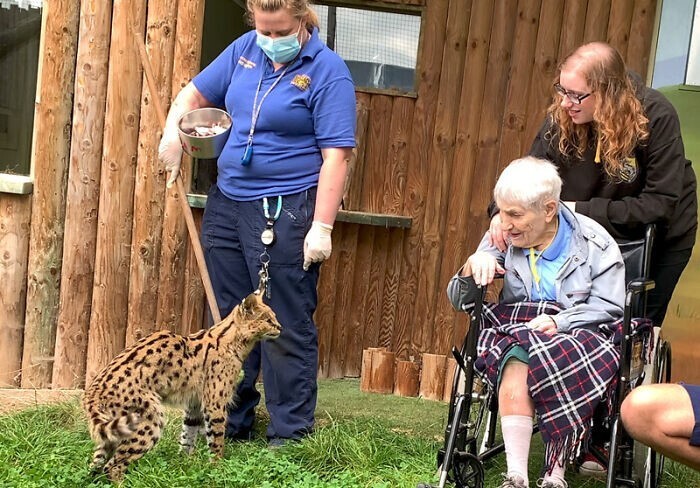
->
xmin=529 ymin=76 xmax=697 ymax=252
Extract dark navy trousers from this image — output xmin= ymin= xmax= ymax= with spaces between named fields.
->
xmin=201 ymin=185 xmax=320 ymax=440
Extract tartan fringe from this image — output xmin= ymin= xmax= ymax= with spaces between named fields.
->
xmin=542 ymin=422 xmax=592 ymax=476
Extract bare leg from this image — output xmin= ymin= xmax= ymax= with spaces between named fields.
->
xmin=621 ymin=383 xmax=700 ymax=470
xmin=499 ymin=360 xmax=535 ymax=416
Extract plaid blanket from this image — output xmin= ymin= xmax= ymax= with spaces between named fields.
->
xmin=474 ymin=301 xmax=652 ymax=473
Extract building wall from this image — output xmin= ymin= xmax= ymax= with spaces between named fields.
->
xmin=0 ymin=0 xmax=662 ymax=388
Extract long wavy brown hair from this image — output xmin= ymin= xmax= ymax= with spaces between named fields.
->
xmin=246 ymin=0 xmax=320 ymax=29
xmin=547 ymin=42 xmax=649 ymax=181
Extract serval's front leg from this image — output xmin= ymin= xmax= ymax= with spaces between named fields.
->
xmin=202 ymin=385 xmax=230 ymax=457
xmin=180 ymin=398 xmax=204 ymax=454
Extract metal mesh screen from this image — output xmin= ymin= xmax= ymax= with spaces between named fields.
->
xmin=312 ymin=3 xmax=421 ymax=91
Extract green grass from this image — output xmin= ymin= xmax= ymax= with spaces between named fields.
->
xmin=0 ymin=379 xmax=698 ymax=487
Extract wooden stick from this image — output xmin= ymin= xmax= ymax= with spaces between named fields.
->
xmin=131 ymin=25 xmax=221 ymax=323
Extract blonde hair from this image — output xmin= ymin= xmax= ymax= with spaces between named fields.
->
xmin=246 ymin=0 xmax=319 ymax=28
xmin=547 ymin=42 xmax=649 ymax=181
xmin=494 ymin=157 xmax=562 ymax=211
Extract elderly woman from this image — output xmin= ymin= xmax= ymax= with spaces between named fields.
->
xmin=448 ymin=157 xmax=626 ymax=488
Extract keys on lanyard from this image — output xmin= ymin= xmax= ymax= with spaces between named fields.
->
xmin=258 ymin=196 xmax=282 ymax=299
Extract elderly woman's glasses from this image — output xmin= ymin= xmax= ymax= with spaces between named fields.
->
xmin=554 ymin=82 xmax=591 ymax=105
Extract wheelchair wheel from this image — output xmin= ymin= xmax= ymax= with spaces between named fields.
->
xmin=452 ymin=452 xmax=484 ymax=488
xmin=636 ymin=339 xmax=672 ymax=488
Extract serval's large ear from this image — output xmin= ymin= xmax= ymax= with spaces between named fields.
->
xmin=240 ymin=291 xmax=262 ymax=315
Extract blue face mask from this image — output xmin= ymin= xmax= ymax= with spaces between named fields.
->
xmin=256 ymin=25 xmax=302 ymax=64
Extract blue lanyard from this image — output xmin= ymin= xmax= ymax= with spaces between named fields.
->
xmin=241 ymin=65 xmax=291 ymax=166
xmin=263 ymin=196 xmax=282 ymax=221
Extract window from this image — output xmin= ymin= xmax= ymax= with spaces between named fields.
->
xmin=312 ymin=3 xmax=421 ymax=94
xmin=651 ymin=0 xmax=700 ymax=88
xmin=0 ymin=0 xmax=41 ymax=183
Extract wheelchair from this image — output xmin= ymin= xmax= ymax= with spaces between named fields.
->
xmin=418 ymin=225 xmax=672 ymax=488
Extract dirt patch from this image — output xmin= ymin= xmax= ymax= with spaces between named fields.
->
xmin=0 ymin=388 xmax=82 ymax=415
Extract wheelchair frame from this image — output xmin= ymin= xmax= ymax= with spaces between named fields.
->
xmin=419 ymin=225 xmax=672 ymax=488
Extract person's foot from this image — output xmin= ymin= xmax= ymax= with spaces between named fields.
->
xmin=578 ymin=452 xmax=607 ymax=477
xmin=225 ymin=429 xmax=252 ymax=442
xmin=498 ymin=473 xmax=528 ymax=488
xmin=267 ymin=436 xmax=301 ymax=449
xmin=536 ymin=479 xmax=568 ymax=488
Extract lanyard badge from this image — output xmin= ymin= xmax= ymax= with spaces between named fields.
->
xmin=261 ymin=195 xmax=282 ymax=246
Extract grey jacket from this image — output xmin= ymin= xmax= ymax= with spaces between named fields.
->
xmin=447 ymin=206 xmax=625 ymax=332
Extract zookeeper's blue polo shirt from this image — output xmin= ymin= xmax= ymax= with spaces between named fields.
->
xmin=192 ymin=28 xmax=357 ymax=201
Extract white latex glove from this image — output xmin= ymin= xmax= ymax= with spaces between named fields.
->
xmin=303 ymin=221 xmax=333 ymax=271
xmin=158 ymin=125 xmax=183 ymax=188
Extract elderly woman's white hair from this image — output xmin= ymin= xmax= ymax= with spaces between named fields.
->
xmin=494 ymin=156 xmax=562 ymax=210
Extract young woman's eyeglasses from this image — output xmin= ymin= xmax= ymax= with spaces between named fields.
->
xmin=554 ymin=83 xmax=591 ymax=105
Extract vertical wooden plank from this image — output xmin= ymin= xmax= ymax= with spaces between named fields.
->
xmin=626 ymin=0 xmax=657 ymax=80
xmin=583 ymin=0 xmax=611 ymax=43
xmin=52 ymin=0 xmax=112 ymax=388
xmin=316 ymin=222 xmax=344 ymax=378
xmin=524 ymin=0 xmax=565 ymax=146
xmin=497 ymin=0 xmax=542 ymax=167
xmin=362 ymin=228 xmax=390 ymax=350
xmin=343 ymin=227 xmax=374 ymax=377
xmin=361 ymin=95 xmax=393 ymax=212
xmin=126 ymin=0 xmax=179 ymax=344
xmin=85 ymin=0 xmax=146 ymax=385
xmin=466 ymin=0 xmax=518 ymax=277
xmin=157 ymin=0 xmax=206 ymax=329
xmin=0 ymin=195 xmax=31 ymax=387
xmin=21 ymin=0 xmax=81 ymax=388
xmin=328 ymin=223 xmax=359 ymax=378
xmin=379 ymin=228 xmax=404 ymax=350
xmin=412 ymin=0 xmax=472 ymax=355
xmin=344 ymin=93 xmax=370 ymax=211
xmin=381 ymin=98 xmax=414 ymax=215
xmin=558 ymin=0 xmax=589 ymax=59
xmin=606 ymin=0 xmax=634 ymax=58
xmin=393 ymin=0 xmax=449 ymax=361
xmin=432 ymin=0 xmax=494 ymax=354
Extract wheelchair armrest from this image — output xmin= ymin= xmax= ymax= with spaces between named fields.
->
xmin=626 ymin=278 xmax=655 ymax=294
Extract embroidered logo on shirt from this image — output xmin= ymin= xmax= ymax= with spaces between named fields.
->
xmin=618 ymin=157 xmax=638 ymax=183
xmin=238 ymin=56 xmax=256 ymax=69
xmin=291 ymin=74 xmax=311 ymax=91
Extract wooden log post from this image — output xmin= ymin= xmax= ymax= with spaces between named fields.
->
xmin=156 ymin=0 xmax=206 ymax=330
xmin=443 ymin=357 xmax=457 ymax=403
xmin=21 ymin=0 xmax=81 ymax=388
xmin=394 ymin=360 xmax=420 ymax=398
xmin=52 ymin=0 xmax=112 ymax=389
xmin=419 ymin=353 xmax=447 ymax=401
xmin=0 ymin=195 xmax=31 ymax=387
xmin=369 ymin=349 xmax=395 ymax=394
xmin=360 ymin=347 xmax=395 ymax=394
xmin=85 ymin=1 xmax=147 ymax=384
xmin=126 ymin=0 xmax=179 ymax=344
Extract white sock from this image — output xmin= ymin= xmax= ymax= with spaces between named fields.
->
xmin=501 ymin=414 xmax=533 ymax=484
xmin=543 ymin=454 xmax=567 ymax=486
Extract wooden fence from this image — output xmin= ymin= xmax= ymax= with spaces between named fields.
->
xmin=0 ymin=0 xmax=659 ymax=388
